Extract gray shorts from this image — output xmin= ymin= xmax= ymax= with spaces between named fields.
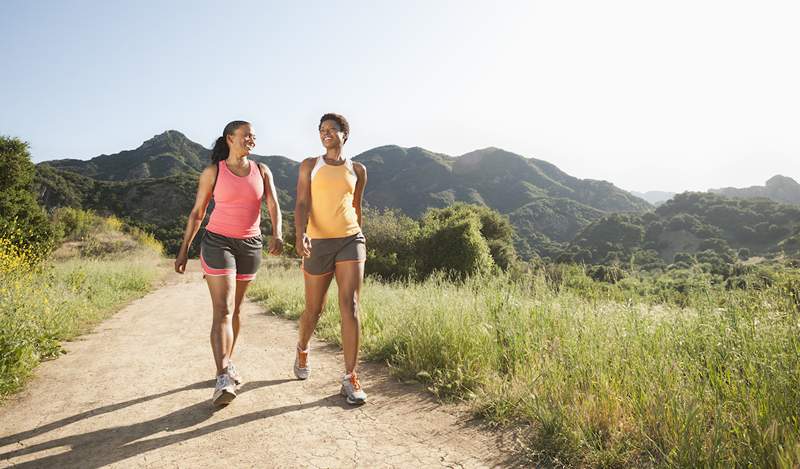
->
xmin=301 ymin=232 xmax=366 ymax=276
xmin=200 ymin=230 xmax=263 ymax=281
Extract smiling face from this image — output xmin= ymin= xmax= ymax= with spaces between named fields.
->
xmin=227 ymin=124 xmax=256 ymax=156
xmin=319 ymin=119 xmax=345 ymax=150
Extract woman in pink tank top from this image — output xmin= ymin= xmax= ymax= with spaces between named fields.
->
xmin=174 ymin=120 xmax=283 ymax=405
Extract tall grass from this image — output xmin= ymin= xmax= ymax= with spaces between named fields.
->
xmin=249 ymin=260 xmax=800 ymax=468
xmin=0 ymin=212 xmax=164 ymax=398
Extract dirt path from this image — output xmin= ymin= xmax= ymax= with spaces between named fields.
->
xmin=0 ymin=261 xmax=518 ymax=468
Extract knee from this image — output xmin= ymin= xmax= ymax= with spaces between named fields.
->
xmin=305 ymin=307 xmax=324 ymax=320
xmin=341 ymin=298 xmax=359 ymax=319
xmin=213 ymin=305 xmax=234 ymax=322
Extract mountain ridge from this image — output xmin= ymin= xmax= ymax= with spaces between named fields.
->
xmin=36 ymin=130 xmax=652 ymax=258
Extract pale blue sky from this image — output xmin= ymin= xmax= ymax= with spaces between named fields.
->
xmin=2 ymin=1 xmax=798 ymax=193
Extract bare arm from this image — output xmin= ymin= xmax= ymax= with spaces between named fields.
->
xmin=353 ymin=162 xmax=367 ymax=228
xmin=294 ymin=158 xmax=315 ymax=257
xmin=260 ymin=163 xmax=283 ymax=255
xmin=175 ymin=166 xmax=216 ymax=273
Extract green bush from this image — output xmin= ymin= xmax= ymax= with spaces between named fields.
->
xmin=51 ymin=207 xmax=104 ymax=241
xmin=362 ymin=208 xmax=421 ymax=280
xmin=421 ymin=203 xmax=517 ymax=270
xmin=418 ymin=214 xmax=494 ymax=280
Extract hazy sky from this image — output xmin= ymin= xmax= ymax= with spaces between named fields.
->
xmin=2 ymin=1 xmax=798 ymax=193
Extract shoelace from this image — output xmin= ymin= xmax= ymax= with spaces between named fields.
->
xmin=297 ymin=351 xmax=308 ymax=368
xmin=349 ymin=372 xmax=362 ymax=391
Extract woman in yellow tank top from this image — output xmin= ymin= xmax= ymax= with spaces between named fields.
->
xmin=293 ymin=113 xmax=369 ymax=405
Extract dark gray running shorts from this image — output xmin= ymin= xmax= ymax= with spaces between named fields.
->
xmin=301 ymin=232 xmax=366 ymax=276
xmin=200 ymin=230 xmax=263 ymax=281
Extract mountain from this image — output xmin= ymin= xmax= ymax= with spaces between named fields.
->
xmin=709 ymin=175 xmax=800 ymax=205
xmin=631 ymin=190 xmax=676 ymax=206
xmin=354 ymin=146 xmax=650 ymax=258
xmin=36 ymin=131 xmax=652 ymax=258
xmin=562 ymin=191 xmax=800 ymax=269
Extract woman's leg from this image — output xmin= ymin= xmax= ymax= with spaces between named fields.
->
xmin=297 ymin=272 xmax=334 ymax=349
xmin=334 ymin=261 xmax=364 ymax=374
xmin=229 ymin=279 xmax=252 ymax=359
xmin=206 ymin=274 xmax=235 ymax=376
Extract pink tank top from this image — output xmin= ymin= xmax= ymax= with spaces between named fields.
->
xmin=206 ymin=160 xmax=264 ymax=238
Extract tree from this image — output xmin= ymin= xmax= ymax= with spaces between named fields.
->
xmin=0 ymin=136 xmax=55 ymax=258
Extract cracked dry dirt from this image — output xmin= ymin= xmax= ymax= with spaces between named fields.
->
xmin=0 ymin=261 xmax=520 ymax=468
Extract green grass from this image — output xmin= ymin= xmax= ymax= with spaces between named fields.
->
xmin=248 ymin=260 xmax=800 ymax=468
xmin=0 ymin=239 xmax=162 ymax=398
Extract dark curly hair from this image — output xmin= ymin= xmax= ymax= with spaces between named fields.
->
xmin=319 ymin=113 xmax=350 ymax=144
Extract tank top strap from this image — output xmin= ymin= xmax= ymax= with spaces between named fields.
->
xmin=310 ymin=156 xmax=325 ymax=181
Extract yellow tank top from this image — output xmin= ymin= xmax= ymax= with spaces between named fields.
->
xmin=307 ymin=157 xmax=361 ymax=239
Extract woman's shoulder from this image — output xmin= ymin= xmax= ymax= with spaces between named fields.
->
xmin=351 ymin=161 xmax=366 ymax=174
xmin=299 ymin=156 xmax=321 ymax=171
xmin=201 ymin=164 xmax=219 ymax=178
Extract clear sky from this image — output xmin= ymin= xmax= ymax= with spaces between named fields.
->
xmin=2 ymin=0 xmax=798 ymax=193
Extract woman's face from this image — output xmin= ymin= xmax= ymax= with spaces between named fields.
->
xmin=319 ymin=120 xmax=345 ymax=149
xmin=228 ymin=124 xmax=256 ymax=156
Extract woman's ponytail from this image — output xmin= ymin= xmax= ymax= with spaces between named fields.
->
xmin=210 ymin=136 xmax=229 ymax=164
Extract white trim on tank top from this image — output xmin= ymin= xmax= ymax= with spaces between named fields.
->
xmin=310 ymin=155 xmax=355 ymax=182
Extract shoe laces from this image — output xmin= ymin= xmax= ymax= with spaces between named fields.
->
xmin=297 ymin=350 xmax=308 ymax=368
xmin=348 ymin=372 xmax=362 ymax=391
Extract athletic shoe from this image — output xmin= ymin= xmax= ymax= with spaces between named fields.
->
xmin=294 ymin=347 xmax=310 ymax=380
xmin=212 ymin=372 xmax=237 ymax=406
xmin=227 ymin=361 xmax=243 ymax=386
xmin=340 ymin=372 xmax=367 ymax=405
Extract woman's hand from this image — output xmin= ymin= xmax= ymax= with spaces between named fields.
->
xmin=295 ymin=234 xmax=312 ymax=258
xmin=174 ymin=252 xmax=188 ymax=274
xmin=268 ymin=237 xmax=284 ymax=255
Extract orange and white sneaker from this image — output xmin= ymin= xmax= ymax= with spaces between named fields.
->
xmin=293 ymin=346 xmax=310 ymax=380
xmin=340 ymin=371 xmax=367 ymax=405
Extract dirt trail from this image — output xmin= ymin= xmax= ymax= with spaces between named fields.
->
xmin=0 ymin=261 xmax=518 ymax=468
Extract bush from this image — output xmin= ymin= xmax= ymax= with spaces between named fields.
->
xmin=421 ymin=204 xmax=517 ymax=270
xmin=418 ymin=214 xmax=494 ymax=280
xmin=587 ymin=264 xmax=627 ymax=283
xmin=362 ymin=208 xmax=421 ymax=280
xmin=51 ymin=207 xmax=104 ymax=241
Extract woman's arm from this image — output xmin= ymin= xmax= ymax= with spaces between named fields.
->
xmin=353 ymin=162 xmax=367 ymax=228
xmin=174 ymin=166 xmax=216 ymax=273
xmin=294 ymin=158 xmax=315 ymax=257
xmin=260 ymin=163 xmax=283 ymax=255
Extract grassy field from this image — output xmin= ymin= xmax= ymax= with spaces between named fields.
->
xmin=0 ymin=216 xmax=164 ymax=398
xmin=249 ymin=260 xmax=800 ymax=468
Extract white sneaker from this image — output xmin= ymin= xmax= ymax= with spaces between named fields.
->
xmin=212 ymin=372 xmax=237 ymax=406
xmin=227 ymin=362 xmax=243 ymax=386
xmin=340 ymin=372 xmax=367 ymax=405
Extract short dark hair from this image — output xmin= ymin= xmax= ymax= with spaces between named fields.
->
xmin=319 ymin=113 xmax=350 ymax=144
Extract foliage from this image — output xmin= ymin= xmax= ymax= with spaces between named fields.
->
xmin=0 ymin=136 xmax=56 ymax=260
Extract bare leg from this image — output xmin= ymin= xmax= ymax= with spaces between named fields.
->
xmin=229 ymin=279 xmax=252 ymax=360
xmin=206 ymin=274 xmax=235 ymax=376
xmin=334 ymin=261 xmax=364 ymax=374
xmin=297 ymin=272 xmax=334 ymax=350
